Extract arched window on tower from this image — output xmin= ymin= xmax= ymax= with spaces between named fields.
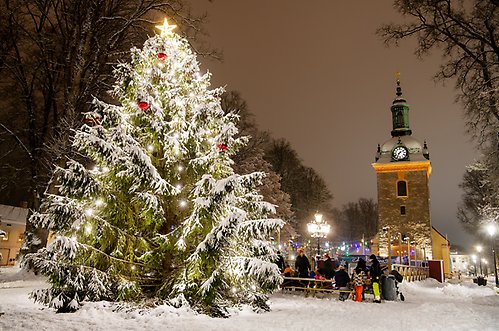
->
xmin=395 ymin=109 xmax=404 ymax=128
xmin=397 ymin=180 xmax=408 ymax=197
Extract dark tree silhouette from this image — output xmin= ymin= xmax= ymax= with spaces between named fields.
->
xmin=378 ymin=0 xmax=499 ymax=145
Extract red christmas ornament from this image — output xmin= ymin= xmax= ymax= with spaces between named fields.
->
xmin=157 ymin=52 xmax=168 ymax=60
xmin=138 ymin=101 xmax=149 ymax=111
xmin=216 ymin=144 xmax=228 ymax=151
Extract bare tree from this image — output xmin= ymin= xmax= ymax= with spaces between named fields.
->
xmin=458 ymin=148 xmax=499 ymax=234
xmin=264 ymin=139 xmax=334 ymax=237
xmin=333 ymin=198 xmax=378 ymax=242
xmin=220 ymin=91 xmax=338 ymax=241
xmin=378 ymin=0 xmax=499 ymax=145
xmin=220 ymin=91 xmax=294 ymax=224
xmin=0 ymin=0 xmax=208 ymax=252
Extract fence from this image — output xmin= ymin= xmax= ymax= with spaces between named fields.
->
xmin=392 ymin=264 xmax=429 ymax=282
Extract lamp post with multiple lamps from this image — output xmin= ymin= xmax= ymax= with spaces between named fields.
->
xmin=486 ymin=223 xmax=499 ymax=287
xmin=307 ymin=213 xmax=330 ymax=256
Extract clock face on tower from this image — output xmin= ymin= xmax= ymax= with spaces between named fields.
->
xmin=392 ymin=146 xmax=408 ymax=161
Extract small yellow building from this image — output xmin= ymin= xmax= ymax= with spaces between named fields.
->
xmin=0 ymin=204 xmax=28 ymax=266
xmin=431 ymin=226 xmax=451 ymax=277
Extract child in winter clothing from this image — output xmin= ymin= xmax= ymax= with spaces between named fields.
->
xmin=283 ymin=264 xmax=294 ymax=277
xmin=352 ymin=258 xmax=367 ymax=302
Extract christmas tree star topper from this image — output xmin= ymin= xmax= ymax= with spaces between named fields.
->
xmin=156 ymin=18 xmax=177 ymax=37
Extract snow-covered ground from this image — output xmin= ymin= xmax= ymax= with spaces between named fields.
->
xmin=1 ymin=266 xmax=498 ymax=331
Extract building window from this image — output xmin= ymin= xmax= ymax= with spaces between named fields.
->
xmin=1 ymin=231 xmax=9 ymax=241
xmin=397 ymin=180 xmax=408 ymax=197
xmin=395 ymin=110 xmax=404 ymax=128
xmin=400 ymin=206 xmax=406 ymax=215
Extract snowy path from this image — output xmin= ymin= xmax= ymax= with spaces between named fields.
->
xmin=1 ymin=268 xmax=498 ymax=331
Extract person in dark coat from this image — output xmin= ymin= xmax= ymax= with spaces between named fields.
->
xmin=369 ymin=254 xmax=382 ymax=303
xmin=356 ymin=257 xmax=367 ymax=274
xmin=275 ymin=251 xmax=286 ymax=273
xmin=333 ymin=265 xmax=351 ymax=301
xmin=320 ymin=253 xmax=335 ymax=279
xmin=294 ymin=248 xmax=311 ymax=278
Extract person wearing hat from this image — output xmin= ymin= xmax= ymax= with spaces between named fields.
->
xmin=295 ymin=248 xmax=311 ymax=278
xmin=369 ymin=254 xmax=382 ymax=303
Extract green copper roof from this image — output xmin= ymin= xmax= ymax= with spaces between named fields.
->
xmin=390 ymin=79 xmax=412 ymax=137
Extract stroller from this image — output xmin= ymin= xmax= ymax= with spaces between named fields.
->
xmin=381 ymin=269 xmax=405 ymax=301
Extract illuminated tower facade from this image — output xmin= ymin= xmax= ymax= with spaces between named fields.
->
xmin=372 ymin=80 xmax=433 ymax=260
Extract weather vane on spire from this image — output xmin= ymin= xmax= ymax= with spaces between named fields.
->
xmin=156 ymin=18 xmax=177 ymax=37
xmin=395 ymin=71 xmax=403 ymax=97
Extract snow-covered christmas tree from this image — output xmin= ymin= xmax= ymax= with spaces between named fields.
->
xmin=23 ymin=18 xmax=283 ymax=317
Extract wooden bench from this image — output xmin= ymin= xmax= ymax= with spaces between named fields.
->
xmin=281 ymin=277 xmax=354 ymax=299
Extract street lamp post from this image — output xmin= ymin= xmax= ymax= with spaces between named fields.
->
xmin=404 ymin=236 xmax=411 ymax=266
xmin=471 ymin=255 xmax=477 ymax=276
xmin=398 ymin=233 xmax=403 ymax=264
xmin=476 ymin=245 xmax=483 ymax=275
xmin=382 ymin=226 xmax=392 ymax=271
xmin=483 ymin=259 xmax=488 ymax=277
xmin=486 ymin=224 xmax=499 ymax=287
xmin=307 ymin=213 xmax=330 ymax=256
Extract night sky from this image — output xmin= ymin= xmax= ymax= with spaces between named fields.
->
xmin=188 ymin=1 xmax=479 ymax=247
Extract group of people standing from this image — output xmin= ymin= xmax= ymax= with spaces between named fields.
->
xmin=351 ymin=254 xmax=382 ymax=303
xmin=276 ymin=249 xmax=383 ymax=303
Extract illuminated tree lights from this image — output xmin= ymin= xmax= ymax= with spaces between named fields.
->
xmin=23 ymin=18 xmax=283 ymax=317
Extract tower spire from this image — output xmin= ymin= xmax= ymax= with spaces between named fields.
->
xmin=396 ymin=71 xmax=403 ymax=97
xmin=390 ymin=72 xmax=411 ymax=137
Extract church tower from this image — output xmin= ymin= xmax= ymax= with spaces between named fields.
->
xmin=372 ymin=79 xmax=433 ymax=260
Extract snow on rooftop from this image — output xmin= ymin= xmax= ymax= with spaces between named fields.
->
xmin=0 ymin=204 xmax=28 ymax=226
